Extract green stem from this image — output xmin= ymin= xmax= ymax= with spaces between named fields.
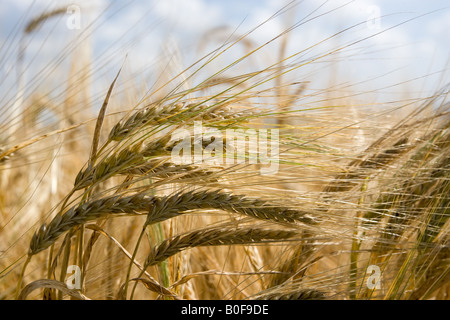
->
xmin=155 ymin=223 xmax=170 ymax=288
xmin=14 ymin=254 xmax=31 ymax=300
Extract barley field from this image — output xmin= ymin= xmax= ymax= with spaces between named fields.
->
xmin=0 ymin=1 xmax=449 ymax=300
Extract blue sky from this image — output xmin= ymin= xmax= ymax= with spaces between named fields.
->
xmin=0 ymin=0 xmax=449 ymax=110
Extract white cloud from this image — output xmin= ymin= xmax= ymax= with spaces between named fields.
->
xmin=153 ymin=0 xmax=222 ymax=32
xmin=1 ymin=0 xmax=448 ymax=102
xmin=427 ymin=10 xmax=450 ymax=38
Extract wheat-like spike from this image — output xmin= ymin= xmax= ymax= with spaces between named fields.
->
xmin=74 ymin=136 xmax=173 ymax=189
xmin=29 ymin=194 xmax=155 ymax=255
xmin=74 ymin=142 xmax=143 ymax=189
xmin=323 ymin=137 xmax=410 ymax=193
xmin=146 ymin=190 xmax=317 ymax=226
xmin=146 ymin=226 xmax=299 ymax=266
xmin=359 ymin=137 xmax=409 ymax=170
xmin=364 ymin=133 xmax=450 ymax=247
xmin=363 ymin=128 xmax=450 ymax=225
xmin=256 ymin=289 xmax=325 ymax=300
xmin=24 ymin=7 xmax=67 ymax=34
xmin=29 ymin=190 xmax=314 ymax=256
xmin=124 ymin=160 xmax=219 ymax=181
xmin=375 ymin=158 xmax=449 ymax=250
xmin=17 ymin=279 xmax=91 ymax=300
xmin=108 ymin=101 xmax=254 ymax=141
